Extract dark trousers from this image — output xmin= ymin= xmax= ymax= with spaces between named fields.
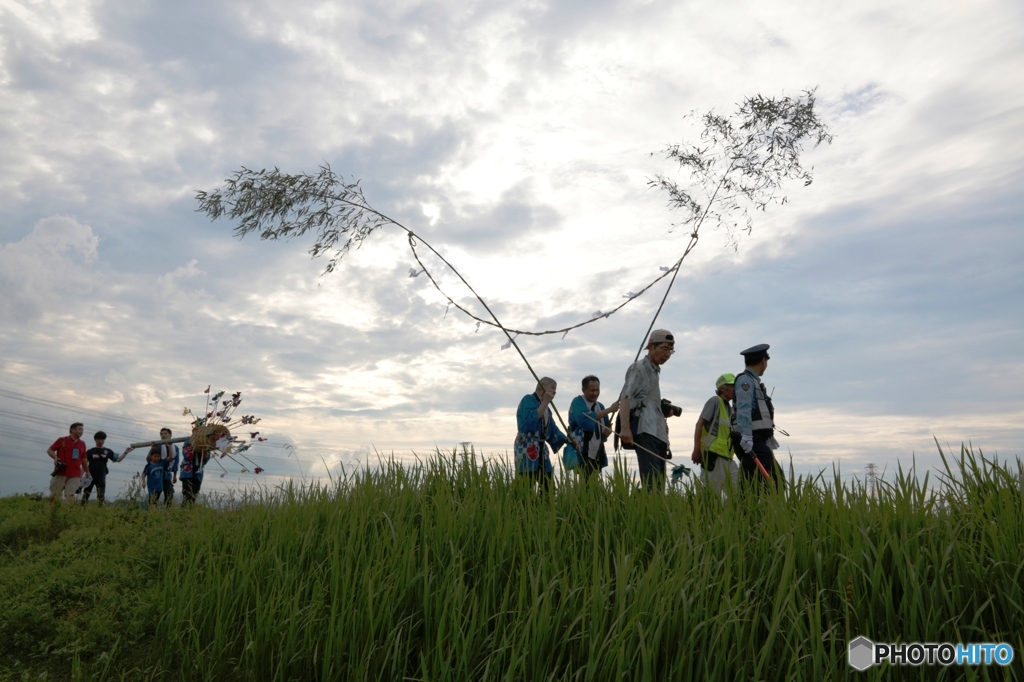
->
xmin=80 ymin=474 xmax=106 ymax=504
xmin=634 ymin=433 xmax=668 ymax=492
xmin=518 ymin=468 xmax=552 ymax=493
xmin=181 ymin=478 xmax=201 ymax=506
xmin=739 ymin=439 xmax=782 ymax=490
xmin=161 ymin=479 xmax=175 ymax=506
xmin=580 ymin=455 xmax=603 ymax=480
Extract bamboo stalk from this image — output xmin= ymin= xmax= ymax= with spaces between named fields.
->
xmin=128 ymin=436 xmax=190 ymax=448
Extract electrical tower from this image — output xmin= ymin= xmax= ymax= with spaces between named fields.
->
xmin=865 ymin=463 xmax=878 ymax=498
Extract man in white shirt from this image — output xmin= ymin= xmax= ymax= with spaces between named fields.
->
xmin=618 ymin=329 xmax=680 ymax=491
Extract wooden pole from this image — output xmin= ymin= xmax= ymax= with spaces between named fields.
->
xmin=128 ymin=436 xmax=189 ymax=449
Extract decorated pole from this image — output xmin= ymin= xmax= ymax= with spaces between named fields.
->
xmin=124 ymin=388 xmax=266 ymax=478
xmin=129 ymin=436 xmax=189 ymax=449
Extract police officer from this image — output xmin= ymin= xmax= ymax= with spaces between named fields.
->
xmin=732 ymin=344 xmax=782 ymax=486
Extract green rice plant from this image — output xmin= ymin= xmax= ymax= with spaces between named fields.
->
xmin=2 ymin=443 xmax=1019 ymax=680
xmin=142 ymin=444 xmax=1022 ymax=682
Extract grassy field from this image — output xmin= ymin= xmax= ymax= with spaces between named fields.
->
xmin=1 ymin=444 xmax=1021 ymax=681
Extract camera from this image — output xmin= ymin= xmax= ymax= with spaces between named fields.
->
xmin=660 ymin=399 xmax=682 ymax=418
xmin=50 ymin=460 xmax=67 ymax=477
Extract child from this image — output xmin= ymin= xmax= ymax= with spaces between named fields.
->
xmin=153 ymin=428 xmax=179 ymax=507
xmin=179 ymin=441 xmax=209 ymax=507
xmin=82 ymin=431 xmax=130 ymax=506
xmin=142 ymin=450 xmax=165 ymax=508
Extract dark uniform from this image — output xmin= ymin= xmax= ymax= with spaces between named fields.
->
xmin=732 ymin=344 xmax=781 ymax=486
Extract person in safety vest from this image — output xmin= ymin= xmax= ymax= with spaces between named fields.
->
xmin=691 ymin=373 xmax=739 ymax=494
xmin=732 ymin=344 xmax=782 ymax=486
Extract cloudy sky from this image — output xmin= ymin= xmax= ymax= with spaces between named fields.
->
xmin=1 ymin=0 xmax=1022 ymax=498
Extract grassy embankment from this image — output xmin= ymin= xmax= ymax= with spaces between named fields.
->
xmin=1 ymin=444 xmax=1021 ymax=681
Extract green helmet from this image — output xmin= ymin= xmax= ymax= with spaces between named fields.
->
xmin=715 ymin=373 xmax=736 ymax=389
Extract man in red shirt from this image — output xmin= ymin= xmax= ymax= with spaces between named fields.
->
xmin=47 ymin=422 xmax=88 ymax=503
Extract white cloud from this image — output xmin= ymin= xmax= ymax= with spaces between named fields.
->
xmin=0 ymin=215 xmax=99 ymax=321
xmin=1 ymin=0 xmax=1022 ymax=497
xmin=421 ymin=202 xmax=440 ymax=226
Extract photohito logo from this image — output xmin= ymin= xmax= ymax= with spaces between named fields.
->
xmin=848 ymin=636 xmax=1015 ymax=670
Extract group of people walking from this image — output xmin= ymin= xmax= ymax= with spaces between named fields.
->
xmin=46 ymin=425 xmax=210 ymax=506
xmin=514 ymin=329 xmax=781 ymax=493
xmin=45 ymin=332 xmax=781 ymax=502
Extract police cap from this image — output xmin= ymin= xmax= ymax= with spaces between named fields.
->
xmin=740 ymin=343 xmax=770 ymax=356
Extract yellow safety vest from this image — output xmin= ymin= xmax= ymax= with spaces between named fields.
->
xmin=702 ymin=396 xmax=734 ymax=459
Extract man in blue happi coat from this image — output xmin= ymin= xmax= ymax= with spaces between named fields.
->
xmin=514 ymin=377 xmax=567 ymax=491
xmin=568 ymin=375 xmax=619 ymax=480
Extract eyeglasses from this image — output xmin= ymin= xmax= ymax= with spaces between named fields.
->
xmin=658 ymin=344 xmax=675 ymax=354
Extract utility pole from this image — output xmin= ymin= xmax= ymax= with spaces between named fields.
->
xmin=865 ymin=463 xmax=878 ymax=498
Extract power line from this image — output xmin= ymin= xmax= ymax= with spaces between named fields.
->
xmin=0 ymin=407 xmax=147 ymax=441
xmin=0 ymin=387 xmax=164 ymax=430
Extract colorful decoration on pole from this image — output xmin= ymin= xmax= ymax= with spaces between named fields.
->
xmin=128 ymin=387 xmax=266 ymax=476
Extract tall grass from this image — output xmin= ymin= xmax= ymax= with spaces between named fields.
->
xmin=0 ymin=495 xmax=168 ymax=681
xmin=148 ymin=445 xmax=1022 ymax=681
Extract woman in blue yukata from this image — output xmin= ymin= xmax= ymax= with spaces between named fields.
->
xmin=514 ymin=377 xmax=568 ymax=492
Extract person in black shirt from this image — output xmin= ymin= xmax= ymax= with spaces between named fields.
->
xmin=81 ymin=431 xmax=131 ymax=505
